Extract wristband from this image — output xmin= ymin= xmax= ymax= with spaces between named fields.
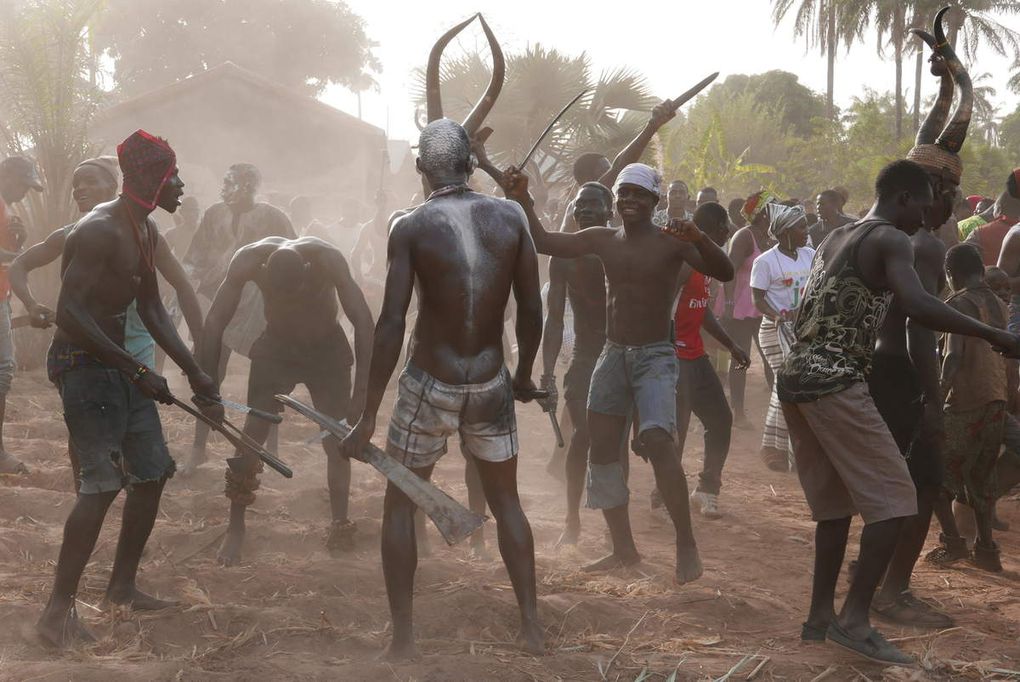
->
xmin=131 ymin=365 xmax=149 ymax=383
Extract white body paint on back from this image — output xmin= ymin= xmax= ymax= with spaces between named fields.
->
xmin=439 ymin=199 xmax=483 ymax=326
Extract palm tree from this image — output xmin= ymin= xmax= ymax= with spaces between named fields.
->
xmin=771 ymin=0 xmax=871 ymax=120
xmin=0 ymin=0 xmax=106 ymax=368
xmin=906 ymin=1 xmax=1020 ymax=133
xmin=413 ymin=43 xmax=658 ymax=193
xmin=0 ymin=0 xmax=105 ymax=235
xmin=870 ymin=2 xmax=910 ymax=140
xmin=971 ymin=71 xmax=1000 ymax=144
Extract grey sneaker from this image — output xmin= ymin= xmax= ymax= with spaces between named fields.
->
xmin=691 ymin=491 xmax=722 ymax=519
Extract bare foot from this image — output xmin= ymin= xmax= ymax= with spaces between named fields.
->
xmin=36 ymin=605 xmax=96 ymax=648
xmin=325 ymin=520 xmax=357 ymax=554
xmin=179 ymin=448 xmax=207 ymax=476
xmin=674 ymin=544 xmax=703 ymax=585
xmin=582 ymin=551 xmax=641 ymax=573
xmin=217 ymin=530 xmax=244 ymax=566
xmin=555 ymin=520 xmax=580 ymax=548
xmin=383 ymin=638 xmax=420 ymax=662
xmin=106 ymin=587 xmax=178 ymax=611
xmin=517 ymin=620 xmax=545 ymax=656
xmin=469 ymin=539 xmax=493 ymax=561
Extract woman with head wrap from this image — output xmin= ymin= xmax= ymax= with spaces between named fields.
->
xmin=723 ymin=190 xmax=777 ymax=426
xmin=750 ymin=204 xmax=814 ymax=471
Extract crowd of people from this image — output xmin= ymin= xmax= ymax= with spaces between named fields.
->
xmin=2 ymin=9 xmax=1020 ymax=670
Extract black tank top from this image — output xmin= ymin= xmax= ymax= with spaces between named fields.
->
xmin=777 ymin=220 xmax=894 ymax=403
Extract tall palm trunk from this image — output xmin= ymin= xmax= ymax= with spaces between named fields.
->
xmin=913 ymin=49 xmax=923 ymax=134
xmin=826 ymin=1 xmax=835 ymax=120
xmin=893 ymin=5 xmax=905 ymax=140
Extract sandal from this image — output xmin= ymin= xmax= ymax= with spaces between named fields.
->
xmin=826 ymin=621 xmax=913 ymax=666
xmin=924 ymin=533 xmax=969 ymax=566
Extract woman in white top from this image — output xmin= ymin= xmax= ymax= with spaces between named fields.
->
xmin=750 ymin=204 xmax=815 ymax=472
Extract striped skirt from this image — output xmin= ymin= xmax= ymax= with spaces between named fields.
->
xmin=758 ymin=317 xmax=794 ymax=457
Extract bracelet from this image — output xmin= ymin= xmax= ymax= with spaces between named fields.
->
xmin=130 ymin=365 xmax=149 ymax=383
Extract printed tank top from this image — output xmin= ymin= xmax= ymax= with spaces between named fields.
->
xmin=776 ymin=220 xmax=894 ymax=403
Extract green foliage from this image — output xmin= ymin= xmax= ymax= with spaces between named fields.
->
xmin=0 ymin=0 xmax=106 ymax=234
xmin=92 ymin=0 xmax=380 ymax=98
xmin=412 ymin=43 xmax=658 ymax=192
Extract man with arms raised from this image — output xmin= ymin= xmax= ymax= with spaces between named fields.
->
xmin=36 ymin=131 xmax=221 ymax=646
xmin=505 ymin=162 xmax=734 ymax=584
xmin=201 ymin=236 xmax=373 ymax=565
xmin=341 ymin=117 xmax=545 ymax=659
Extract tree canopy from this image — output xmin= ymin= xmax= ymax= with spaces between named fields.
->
xmin=93 ymin=0 xmax=380 ymax=98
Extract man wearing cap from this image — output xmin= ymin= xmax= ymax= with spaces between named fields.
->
xmin=36 ymin=130 xmax=221 ymax=647
xmin=505 ymin=162 xmax=734 ymax=585
xmin=0 ymin=156 xmax=42 ymax=473
xmin=10 ymin=156 xmax=203 ymax=490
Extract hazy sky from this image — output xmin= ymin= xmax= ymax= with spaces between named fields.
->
xmin=321 ymin=0 xmax=1020 ymax=141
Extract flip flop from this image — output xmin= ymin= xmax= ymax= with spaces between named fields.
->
xmin=826 ymin=621 xmax=914 ymax=666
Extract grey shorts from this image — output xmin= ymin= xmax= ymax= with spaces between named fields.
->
xmin=58 ymin=366 xmax=174 ymax=495
xmin=587 ymin=341 xmax=678 ymax=438
xmin=386 ymin=363 xmax=518 ymax=470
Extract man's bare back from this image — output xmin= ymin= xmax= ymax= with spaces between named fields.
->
xmin=393 ymin=191 xmax=532 ymax=384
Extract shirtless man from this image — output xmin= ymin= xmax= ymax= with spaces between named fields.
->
xmin=541 ymin=182 xmax=614 ymax=546
xmin=10 ymin=157 xmax=202 ymax=488
xmin=11 ymin=157 xmax=202 ymax=368
xmin=506 ymin=162 xmax=734 ymax=583
xmin=341 ymin=118 xmax=544 ymax=659
xmin=867 ymin=49 xmax=968 ymax=629
xmin=201 ymin=236 xmax=373 ymax=565
xmin=36 ymin=130 xmax=221 ymax=647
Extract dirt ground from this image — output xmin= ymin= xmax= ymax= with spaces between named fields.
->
xmin=3 ymin=360 xmax=1020 ymax=681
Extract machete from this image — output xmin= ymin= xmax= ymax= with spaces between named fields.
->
xmin=275 ymin=394 xmax=485 ymax=545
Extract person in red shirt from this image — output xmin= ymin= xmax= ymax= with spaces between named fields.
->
xmin=965 ymin=170 xmax=1020 ymax=266
xmin=0 ymin=156 xmax=42 ymax=474
xmin=675 ymin=203 xmax=750 ymax=517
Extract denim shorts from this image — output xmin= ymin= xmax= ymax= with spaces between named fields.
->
xmin=587 ymin=340 xmax=678 ymax=438
xmin=58 ymin=366 xmax=174 ymax=494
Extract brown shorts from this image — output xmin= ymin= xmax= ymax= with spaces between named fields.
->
xmin=782 ymin=382 xmax=917 ymax=524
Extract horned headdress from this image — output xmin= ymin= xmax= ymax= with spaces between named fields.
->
xmin=906 ymin=6 xmax=972 ymax=185
xmin=419 ymin=14 xmax=505 ymax=136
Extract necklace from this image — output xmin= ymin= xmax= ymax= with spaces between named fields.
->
xmin=426 ymin=183 xmax=471 ymax=202
xmin=122 ymin=201 xmax=155 ymax=272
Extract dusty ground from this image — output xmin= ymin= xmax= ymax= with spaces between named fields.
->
xmin=2 ymin=361 xmax=1020 ymax=681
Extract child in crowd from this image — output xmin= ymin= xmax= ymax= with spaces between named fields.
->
xmin=934 ymin=245 xmax=1009 ymax=571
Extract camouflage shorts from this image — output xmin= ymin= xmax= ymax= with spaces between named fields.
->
xmin=943 ymin=401 xmax=1005 ymax=511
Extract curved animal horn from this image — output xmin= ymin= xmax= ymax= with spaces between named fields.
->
xmin=933 ymin=6 xmax=972 ymax=153
xmin=909 ymin=27 xmax=954 ymax=146
xmin=461 ymin=14 xmax=505 ymax=137
xmin=426 ymin=14 xmax=479 ymax=123
xmin=414 ymin=107 xmax=426 ymax=132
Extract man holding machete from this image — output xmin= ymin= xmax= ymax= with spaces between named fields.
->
xmin=36 ymin=130 xmax=222 ymax=647
xmin=340 ymin=16 xmax=545 ymax=653
xmin=200 ymin=235 xmax=373 ymax=565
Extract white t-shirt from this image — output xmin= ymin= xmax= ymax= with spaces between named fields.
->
xmin=750 ymin=245 xmax=815 ymax=313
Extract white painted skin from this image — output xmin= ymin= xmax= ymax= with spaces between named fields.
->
xmin=436 ymin=198 xmax=482 ymax=327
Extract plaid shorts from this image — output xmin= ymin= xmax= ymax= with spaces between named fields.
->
xmin=386 ymin=363 xmax=518 ymax=469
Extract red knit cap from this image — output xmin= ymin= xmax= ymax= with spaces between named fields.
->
xmin=117 ymin=130 xmax=176 ymax=210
